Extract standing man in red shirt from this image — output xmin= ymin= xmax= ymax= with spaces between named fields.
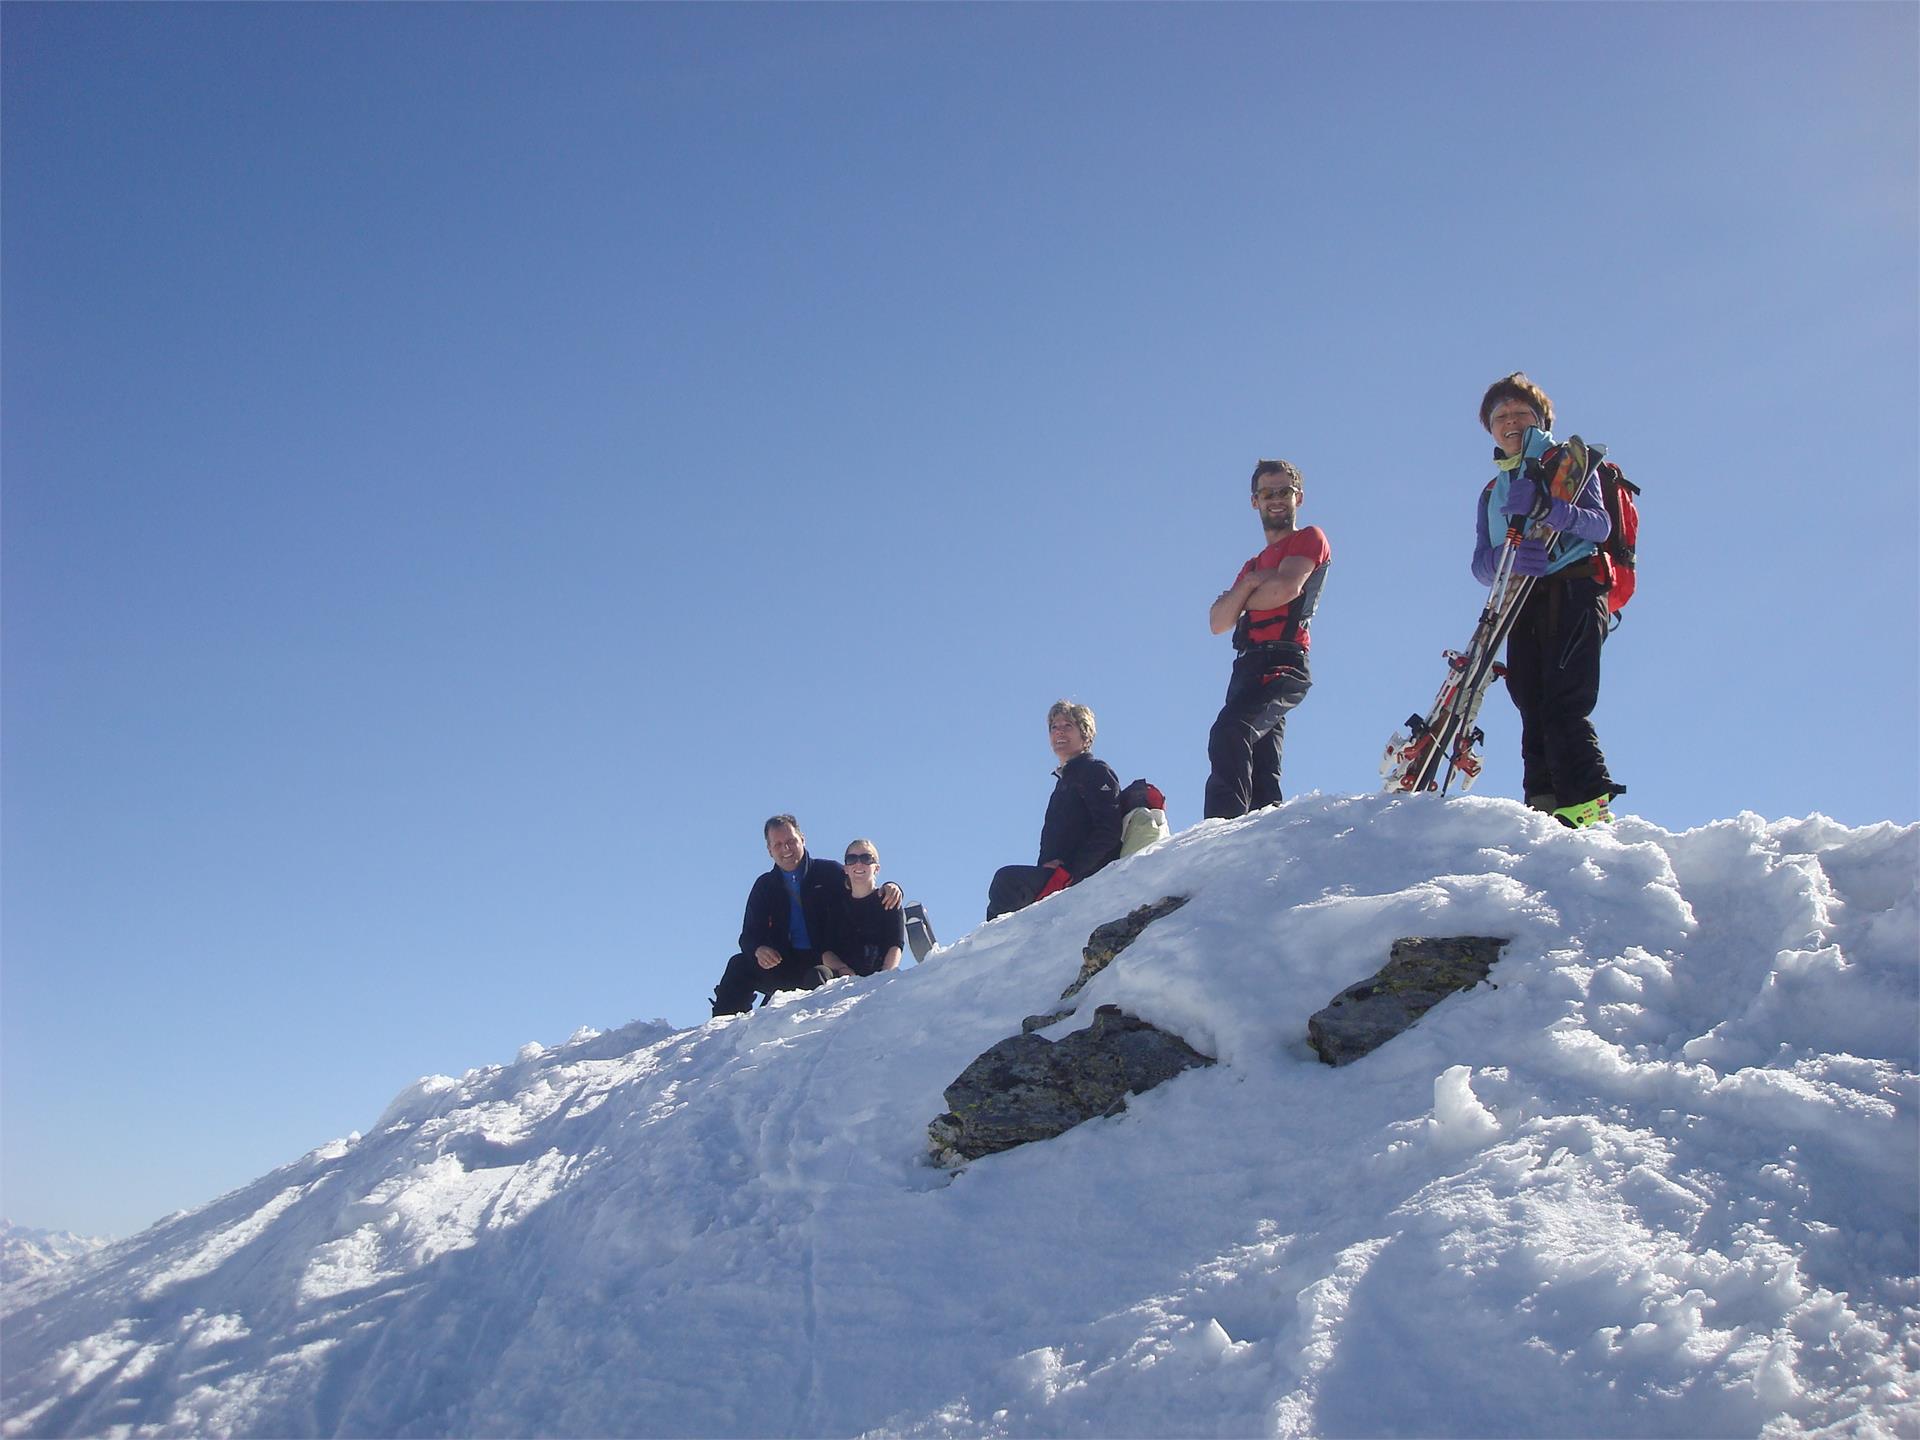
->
xmin=1204 ymin=459 xmax=1332 ymax=820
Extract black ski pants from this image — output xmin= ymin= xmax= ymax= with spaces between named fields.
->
xmin=986 ymin=865 xmax=1058 ymax=921
xmin=1205 ymin=647 xmax=1312 ymax=820
xmin=712 ymin=948 xmax=831 ymax=1017
xmin=1505 ymin=572 xmax=1614 ymax=807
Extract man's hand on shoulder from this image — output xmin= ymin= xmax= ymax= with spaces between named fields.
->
xmin=879 ymin=881 xmax=903 ymax=910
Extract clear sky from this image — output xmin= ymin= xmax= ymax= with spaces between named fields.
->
xmin=4 ymin=2 xmax=1915 ymax=1239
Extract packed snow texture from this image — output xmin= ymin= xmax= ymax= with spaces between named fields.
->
xmin=2 ymin=796 xmax=1915 ymax=1439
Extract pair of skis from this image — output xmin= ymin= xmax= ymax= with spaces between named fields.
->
xmin=1380 ymin=536 xmax=1533 ymax=795
xmin=1381 ymin=436 xmax=1590 ymax=796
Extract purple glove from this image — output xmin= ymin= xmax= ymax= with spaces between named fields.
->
xmin=1511 ymin=537 xmax=1551 ymax=577
xmin=1502 ymin=475 xmax=1551 ymax=522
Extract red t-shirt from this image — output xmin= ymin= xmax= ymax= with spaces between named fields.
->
xmin=1234 ymin=525 xmax=1331 ymax=649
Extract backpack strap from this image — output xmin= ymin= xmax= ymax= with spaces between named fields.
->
xmin=1235 ymin=556 xmax=1329 ymax=651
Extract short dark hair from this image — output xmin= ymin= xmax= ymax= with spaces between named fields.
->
xmin=1478 ymin=373 xmax=1554 ymax=433
xmin=1251 ymin=459 xmax=1303 ymax=493
xmin=763 ymin=813 xmax=802 ymax=840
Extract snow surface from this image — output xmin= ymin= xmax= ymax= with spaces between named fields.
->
xmin=1 ymin=796 xmax=1914 ymax=1439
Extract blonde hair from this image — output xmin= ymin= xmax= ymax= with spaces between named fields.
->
xmin=1047 ymin=700 xmax=1096 ymax=748
xmin=842 ymin=837 xmax=880 ymax=865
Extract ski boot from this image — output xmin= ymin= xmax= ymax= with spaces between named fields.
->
xmin=1552 ymin=794 xmax=1613 ymax=829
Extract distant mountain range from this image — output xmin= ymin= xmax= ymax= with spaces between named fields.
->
xmin=0 ymin=1220 xmax=111 ymax=1290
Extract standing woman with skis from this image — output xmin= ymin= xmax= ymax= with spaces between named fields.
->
xmin=1474 ymin=373 xmax=1621 ymax=827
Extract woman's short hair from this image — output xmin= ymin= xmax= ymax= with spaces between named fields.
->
xmin=1478 ymin=372 xmax=1554 ymax=433
xmin=1047 ymin=700 xmax=1096 ymax=748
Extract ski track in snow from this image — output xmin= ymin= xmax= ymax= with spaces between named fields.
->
xmin=2 ymin=796 xmax=1915 ymax=1439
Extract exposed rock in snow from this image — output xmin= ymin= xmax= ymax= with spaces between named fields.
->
xmin=1023 ymin=895 xmax=1190 ymax=1032
xmin=929 ymin=1004 xmax=1216 ymax=1165
xmin=1307 ymin=934 xmax=1510 ymax=1065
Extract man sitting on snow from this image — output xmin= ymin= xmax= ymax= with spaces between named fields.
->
xmin=711 ymin=815 xmax=901 ymax=1017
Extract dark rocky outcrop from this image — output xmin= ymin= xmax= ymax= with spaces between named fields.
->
xmin=1064 ymin=895 xmax=1190 ymax=998
xmin=934 ymin=897 xmax=1203 ymax=1165
xmin=929 ymin=1006 xmax=1215 ymax=1166
xmin=1307 ymin=935 xmax=1509 ymax=1066
xmin=1021 ymin=895 xmax=1188 ymax=1033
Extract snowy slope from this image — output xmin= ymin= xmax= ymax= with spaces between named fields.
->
xmin=2 ymin=796 xmax=1914 ymax=1439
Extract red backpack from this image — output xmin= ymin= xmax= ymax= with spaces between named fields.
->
xmin=1589 ymin=457 xmax=1640 ymax=618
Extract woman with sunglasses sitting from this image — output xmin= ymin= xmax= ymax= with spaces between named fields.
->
xmin=823 ymin=838 xmax=906 ymax=978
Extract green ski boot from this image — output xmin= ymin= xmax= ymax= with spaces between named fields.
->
xmin=1552 ymin=794 xmax=1613 ymax=829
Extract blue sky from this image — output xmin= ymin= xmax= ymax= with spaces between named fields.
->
xmin=4 ymin=2 xmax=1915 ymax=1239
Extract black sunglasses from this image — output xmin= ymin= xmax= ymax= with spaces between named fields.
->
xmin=844 ymin=853 xmax=877 ymax=866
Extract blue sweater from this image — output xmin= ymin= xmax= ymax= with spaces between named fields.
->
xmin=738 ymin=854 xmax=849 ymax=959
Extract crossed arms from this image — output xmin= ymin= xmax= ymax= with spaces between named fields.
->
xmin=1209 ymin=554 xmax=1317 ymax=635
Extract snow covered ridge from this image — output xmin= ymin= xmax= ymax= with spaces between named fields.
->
xmin=2 ymin=797 xmax=1914 ymax=1439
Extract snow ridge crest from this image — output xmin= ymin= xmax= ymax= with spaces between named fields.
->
xmin=3 ymin=797 xmax=1914 ymax=1439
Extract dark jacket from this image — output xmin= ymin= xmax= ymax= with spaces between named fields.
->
xmin=842 ymin=890 xmax=908 ymax=973
xmin=738 ymin=854 xmax=850 ymax=958
xmin=1038 ymin=753 xmax=1124 ymax=882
